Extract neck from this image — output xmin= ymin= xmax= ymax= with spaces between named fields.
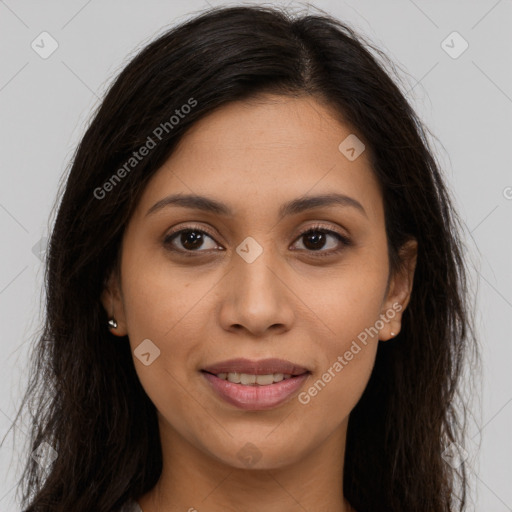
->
xmin=138 ymin=415 xmax=352 ymax=512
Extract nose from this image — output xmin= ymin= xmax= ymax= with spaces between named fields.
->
xmin=217 ymin=244 xmax=295 ymax=338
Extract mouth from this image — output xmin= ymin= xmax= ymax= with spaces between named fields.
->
xmin=202 ymin=371 xmax=300 ymax=385
xmin=200 ymin=358 xmax=311 ymax=410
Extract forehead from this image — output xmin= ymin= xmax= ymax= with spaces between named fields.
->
xmin=133 ymin=94 xmax=383 ymax=223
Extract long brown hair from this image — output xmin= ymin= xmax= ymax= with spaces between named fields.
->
xmin=8 ymin=5 xmax=477 ymax=511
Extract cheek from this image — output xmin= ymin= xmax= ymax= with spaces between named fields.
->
xmin=294 ymin=250 xmax=389 ymax=341
xmin=299 ymin=337 xmax=378 ymax=417
xmin=121 ymin=251 xmax=211 ymax=343
xmin=119 ymin=256 xmax=212 ymax=403
xmin=291 ymin=253 xmax=387 ymax=419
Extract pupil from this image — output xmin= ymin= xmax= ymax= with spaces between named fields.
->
xmin=182 ymin=231 xmax=203 ymax=250
xmin=304 ymin=231 xmax=325 ymax=250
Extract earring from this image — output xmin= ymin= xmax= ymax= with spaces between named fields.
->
xmin=107 ymin=295 xmax=118 ymax=330
xmin=390 ymin=332 xmax=396 ymax=337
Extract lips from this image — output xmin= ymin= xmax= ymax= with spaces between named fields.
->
xmin=201 ymin=358 xmax=310 ymax=376
xmin=201 ymin=371 xmax=310 ymax=410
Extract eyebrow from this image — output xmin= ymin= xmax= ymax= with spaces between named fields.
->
xmin=145 ymin=192 xmax=368 ymax=220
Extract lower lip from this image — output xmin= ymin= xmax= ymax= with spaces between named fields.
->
xmin=201 ymin=371 xmax=310 ymax=410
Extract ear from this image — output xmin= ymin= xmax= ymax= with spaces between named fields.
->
xmin=378 ymin=238 xmax=418 ymax=341
xmin=100 ymin=268 xmax=128 ymax=337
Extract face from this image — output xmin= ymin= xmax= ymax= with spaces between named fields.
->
xmin=102 ymin=94 xmax=416 ymax=471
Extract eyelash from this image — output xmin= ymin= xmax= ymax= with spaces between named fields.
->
xmin=163 ymin=223 xmax=351 ymax=258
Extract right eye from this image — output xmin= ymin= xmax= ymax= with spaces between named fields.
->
xmin=163 ymin=226 xmax=222 ymax=254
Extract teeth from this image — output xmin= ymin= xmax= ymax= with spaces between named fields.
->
xmin=215 ymin=372 xmax=294 ymax=385
xmin=255 ymin=374 xmax=274 ymax=385
xmin=240 ymin=373 xmax=256 ymax=385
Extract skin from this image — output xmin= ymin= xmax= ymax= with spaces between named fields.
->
xmin=102 ymin=94 xmax=417 ymax=512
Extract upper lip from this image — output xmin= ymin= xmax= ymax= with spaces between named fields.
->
xmin=202 ymin=358 xmax=310 ymax=376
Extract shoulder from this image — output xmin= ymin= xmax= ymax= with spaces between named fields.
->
xmin=119 ymin=499 xmax=143 ymax=512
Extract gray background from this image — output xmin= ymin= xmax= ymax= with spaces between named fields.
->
xmin=1 ymin=0 xmax=511 ymax=510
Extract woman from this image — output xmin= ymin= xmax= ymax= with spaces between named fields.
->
xmin=12 ymin=4 xmax=476 ymax=511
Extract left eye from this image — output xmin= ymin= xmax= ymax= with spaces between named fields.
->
xmin=292 ymin=228 xmax=350 ymax=254
xmin=163 ymin=226 xmax=350 ymax=255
